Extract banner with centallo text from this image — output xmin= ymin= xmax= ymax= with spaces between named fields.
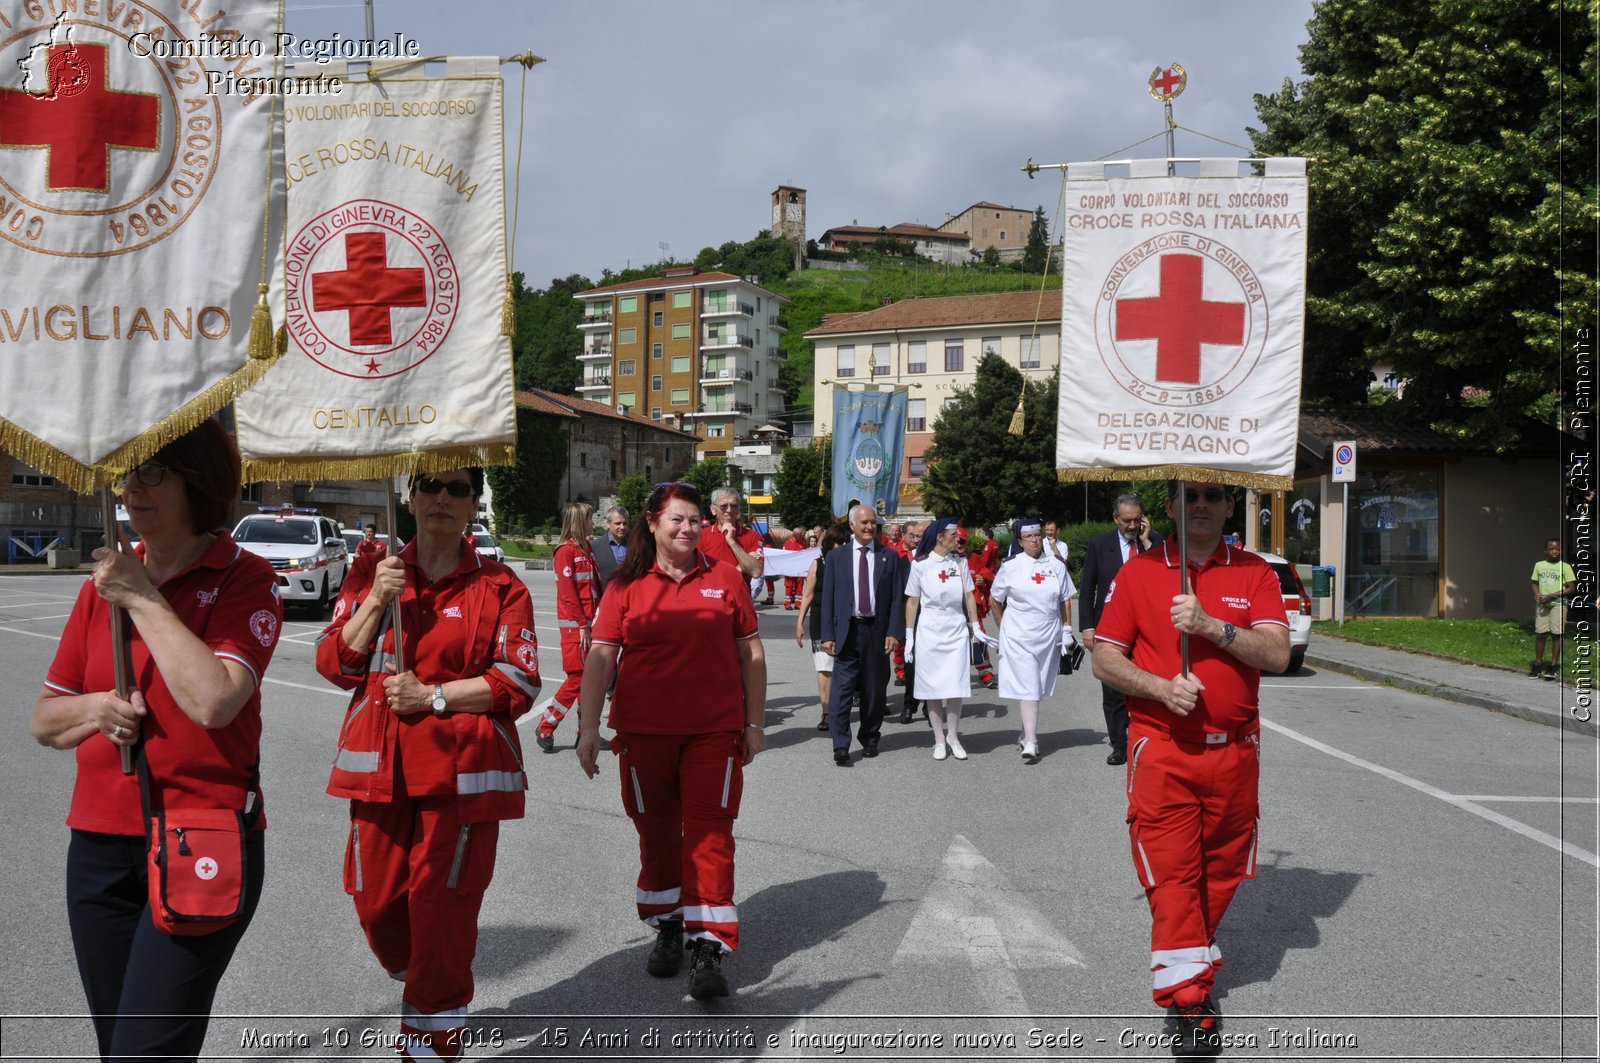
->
xmin=1055 ymin=158 xmax=1307 ymax=489
xmin=831 ymin=386 xmax=907 ymax=517
xmin=236 ymin=57 xmax=514 ymax=481
xmin=0 ymin=0 xmax=280 ymax=492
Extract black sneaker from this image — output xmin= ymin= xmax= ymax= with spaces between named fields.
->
xmin=687 ymin=939 xmax=729 ymax=1000
xmin=535 ymin=732 xmax=556 ymax=754
xmin=1169 ymin=995 xmax=1222 ymax=1057
xmin=1529 ymin=662 xmax=1542 ymax=679
xmin=646 ymin=919 xmax=683 ymax=977
xmin=1544 ymin=664 xmax=1558 ymax=682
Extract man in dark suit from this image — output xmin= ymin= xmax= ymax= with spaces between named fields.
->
xmin=1080 ymin=493 xmax=1163 ymax=765
xmin=820 ymin=504 xmax=908 ymax=764
xmin=590 ymin=505 xmax=629 ymax=595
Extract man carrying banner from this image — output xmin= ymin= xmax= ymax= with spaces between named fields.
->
xmin=1090 ymin=481 xmax=1287 ymax=1056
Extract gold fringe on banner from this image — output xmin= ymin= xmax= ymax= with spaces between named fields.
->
xmin=1056 ymin=464 xmax=1293 ymax=491
xmin=0 ymin=356 xmax=281 ymax=495
xmin=242 ymin=443 xmax=517 ymax=486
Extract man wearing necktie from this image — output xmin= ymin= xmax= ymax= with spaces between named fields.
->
xmin=1079 ymin=494 xmax=1163 ymax=765
xmin=819 ymin=505 xmax=907 ymax=765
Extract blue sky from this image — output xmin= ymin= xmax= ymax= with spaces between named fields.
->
xmin=284 ymin=0 xmax=1317 ymax=286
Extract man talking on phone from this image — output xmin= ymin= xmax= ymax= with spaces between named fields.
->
xmin=1079 ymin=494 xmax=1161 ymax=764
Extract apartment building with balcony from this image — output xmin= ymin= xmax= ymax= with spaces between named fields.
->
xmin=575 ymin=267 xmax=788 ymax=458
xmin=806 ymin=291 xmax=1061 ymax=514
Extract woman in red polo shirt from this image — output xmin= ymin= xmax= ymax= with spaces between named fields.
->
xmin=32 ymin=420 xmax=281 ymax=1062
xmin=575 ymin=481 xmax=767 ymax=1001
xmin=317 ymin=468 xmax=540 ymax=1063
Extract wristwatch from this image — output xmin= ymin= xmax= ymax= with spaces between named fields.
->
xmin=431 ymin=684 xmax=447 ymax=715
xmin=1217 ymin=622 xmax=1237 ymax=649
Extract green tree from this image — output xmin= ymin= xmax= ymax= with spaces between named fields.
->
xmin=773 ymin=438 xmax=833 ymax=529
xmin=1022 ymin=205 xmax=1049 ymax=274
xmin=510 ymin=272 xmax=592 ymax=394
xmin=487 ymin=406 xmax=567 ymax=533
xmin=683 ymin=457 xmax=729 ymax=501
xmin=1249 ymin=0 xmax=1596 ymax=446
xmin=614 ymin=473 xmax=648 ymax=521
xmin=920 ymin=352 xmax=1068 ymax=526
xmin=980 ymin=246 xmax=1002 ymax=269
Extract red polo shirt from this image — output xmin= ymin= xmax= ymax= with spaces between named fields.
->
xmin=1094 ymin=541 xmax=1287 ymax=742
xmin=44 ymin=533 xmax=281 ymax=835
xmin=591 ymin=552 xmax=759 ymax=734
xmin=699 ymin=520 xmax=763 ymax=575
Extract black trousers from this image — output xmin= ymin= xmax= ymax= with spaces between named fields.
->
xmin=828 ymin=618 xmax=892 ymax=751
xmin=1101 ymin=681 xmax=1130 ymax=754
xmin=66 ymin=829 xmax=265 ymax=1062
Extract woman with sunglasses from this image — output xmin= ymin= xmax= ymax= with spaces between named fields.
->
xmin=904 ymin=519 xmax=995 ymax=760
xmin=988 ymin=518 xmax=1078 ymax=762
xmin=575 ymin=481 xmax=766 ymax=1000
xmin=32 ymin=420 xmax=281 ymax=1062
xmin=317 ymin=468 xmax=541 ymax=1061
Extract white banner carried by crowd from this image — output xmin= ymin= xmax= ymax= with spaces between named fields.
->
xmin=0 ymin=0 xmax=279 ymax=491
xmin=236 ymin=58 xmax=515 ymax=481
xmin=1055 ymin=158 xmax=1308 ymax=488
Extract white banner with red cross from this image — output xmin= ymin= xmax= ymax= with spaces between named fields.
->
xmin=1055 ymin=158 xmax=1307 ymax=489
xmin=0 ymin=0 xmax=279 ymax=491
xmin=236 ymin=58 xmax=514 ymax=482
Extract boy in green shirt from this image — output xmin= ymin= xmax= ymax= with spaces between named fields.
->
xmin=1530 ymin=538 xmax=1576 ymax=681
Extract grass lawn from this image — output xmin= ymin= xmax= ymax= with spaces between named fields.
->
xmin=1317 ymin=616 xmax=1591 ymax=680
xmin=501 ymin=540 xmax=554 ymax=561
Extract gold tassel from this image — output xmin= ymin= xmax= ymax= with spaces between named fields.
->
xmin=247 ymin=283 xmax=274 ymax=360
xmin=500 ymin=274 xmax=516 ymax=337
xmin=818 ymin=479 xmax=826 ymax=497
xmin=1008 ymin=393 xmax=1026 ymax=436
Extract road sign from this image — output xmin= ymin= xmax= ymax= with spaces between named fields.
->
xmin=1331 ymin=440 xmax=1357 ymax=483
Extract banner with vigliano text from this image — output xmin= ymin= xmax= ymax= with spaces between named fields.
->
xmin=237 ymin=58 xmax=514 ymax=481
xmin=0 ymin=0 xmax=280 ymax=491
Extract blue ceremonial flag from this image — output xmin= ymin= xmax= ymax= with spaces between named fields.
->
xmin=831 ymin=388 xmax=907 ymax=517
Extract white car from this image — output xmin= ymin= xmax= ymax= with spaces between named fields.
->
xmin=471 ymin=532 xmax=504 ymax=563
xmin=1255 ymin=551 xmax=1312 ymax=674
xmin=233 ymin=511 xmax=349 ymax=615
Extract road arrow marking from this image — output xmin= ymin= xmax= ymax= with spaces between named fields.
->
xmin=895 ymin=835 xmax=1085 ymax=1013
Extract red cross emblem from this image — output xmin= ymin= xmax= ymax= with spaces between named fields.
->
xmin=1031 ymin=572 xmax=1048 ymax=584
xmin=194 ymin=857 xmax=218 ymax=880
xmin=936 ymin=569 xmax=951 ymax=583
xmin=312 ymin=232 xmax=429 ymax=347
xmin=1147 ymin=63 xmax=1188 ymax=101
xmin=0 ymin=43 xmax=160 ymax=193
xmin=1115 ymin=254 xmax=1244 ymax=384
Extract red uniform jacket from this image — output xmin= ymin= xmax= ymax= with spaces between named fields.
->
xmin=316 ymin=541 xmax=541 ymax=822
xmin=553 ymin=540 xmax=599 ymax=627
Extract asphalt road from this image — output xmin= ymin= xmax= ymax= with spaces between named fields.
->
xmin=0 ymin=568 xmax=1594 ymax=1062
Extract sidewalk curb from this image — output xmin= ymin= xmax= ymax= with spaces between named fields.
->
xmin=1303 ymin=652 xmax=1597 ymax=738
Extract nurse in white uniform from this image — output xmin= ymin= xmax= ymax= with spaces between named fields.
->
xmin=904 ymin=518 xmax=994 ymax=761
xmin=989 ymin=518 xmax=1077 ymax=762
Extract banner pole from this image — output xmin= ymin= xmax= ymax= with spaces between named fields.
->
xmin=1177 ymin=481 xmax=1191 ymax=678
xmin=386 ymin=479 xmax=405 ymax=672
xmin=100 ymin=486 xmax=134 ymax=775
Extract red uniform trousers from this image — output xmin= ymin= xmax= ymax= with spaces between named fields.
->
xmin=1125 ymin=722 xmax=1259 ymax=1008
xmin=346 ymin=791 xmax=500 ymax=1063
xmin=538 ymin=626 xmax=587 ymax=736
xmin=613 ymin=731 xmax=744 ymax=952
xmin=783 ymin=576 xmax=803 ymax=607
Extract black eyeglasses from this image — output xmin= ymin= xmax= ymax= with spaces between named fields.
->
xmin=414 ymin=477 xmax=474 ymax=498
xmin=1184 ymin=488 xmax=1228 ymax=504
xmin=123 ymin=461 xmax=172 ymax=487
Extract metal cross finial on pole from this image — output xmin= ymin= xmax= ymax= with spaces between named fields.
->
xmin=1147 ymin=63 xmax=1186 ymax=176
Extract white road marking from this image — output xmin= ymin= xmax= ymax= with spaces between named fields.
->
xmin=1262 ymin=718 xmax=1600 ymax=868
xmin=1261 ymin=683 xmax=1388 ymax=690
xmin=0 ymin=624 xmax=58 ymax=642
xmin=263 ymin=677 xmax=350 ymax=699
xmin=1453 ymin=796 xmax=1600 ymax=804
xmin=895 ymin=835 xmax=1085 ymax=1015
